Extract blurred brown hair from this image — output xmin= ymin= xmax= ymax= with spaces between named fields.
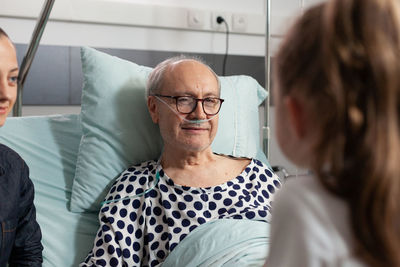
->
xmin=275 ymin=0 xmax=400 ymax=265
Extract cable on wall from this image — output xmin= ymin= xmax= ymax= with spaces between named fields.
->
xmin=216 ymin=16 xmax=229 ymax=76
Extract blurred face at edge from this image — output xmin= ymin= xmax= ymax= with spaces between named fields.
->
xmin=0 ymin=35 xmax=18 ymax=126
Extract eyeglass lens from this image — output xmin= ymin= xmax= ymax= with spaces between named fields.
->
xmin=176 ymin=96 xmax=222 ymax=115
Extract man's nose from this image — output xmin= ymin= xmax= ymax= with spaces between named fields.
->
xmin=191 ymin=100 xmax=207 ymax=117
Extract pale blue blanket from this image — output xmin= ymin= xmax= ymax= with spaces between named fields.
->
xmin=163 ymin=219 xmax=270 ymax=267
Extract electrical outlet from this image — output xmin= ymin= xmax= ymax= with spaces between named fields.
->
xmin=187 ymin=10 xmax=205 ymax=29
xmin=211 ymin=12 xmax=229 ymax=31
xmin=232 ymin=13 xmax=247 ymax=32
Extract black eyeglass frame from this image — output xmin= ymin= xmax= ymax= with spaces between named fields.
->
xmin=152 ymin=94 xmax=225 ymax=116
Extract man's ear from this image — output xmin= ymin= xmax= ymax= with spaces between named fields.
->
xmin=147 ymin=96 xmax=159 ymax=124
xmin=284 ymin=96 xmax=307 ymax=139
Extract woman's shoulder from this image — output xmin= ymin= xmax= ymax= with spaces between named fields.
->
xmin=273 ymin=175 xmax=348 ymax=229
xmin=0 ymin=145 xmax=31 ymax=202
xmin=0 ymin=144 xmax=28 ymax=177
xmin=274 ymin=175 xmax=326 ymax=210
xmin=0 ymin=144 xmax=24 ymax=162
xmin=278 ymin=175 xmax=343 ymax=204
xmin=269 ymin=175 xmax=357 ymax=266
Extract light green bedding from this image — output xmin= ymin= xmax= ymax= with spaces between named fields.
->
xmin=0 ymin=115 xmax=98 ymax=266
xmin=162 ymin=219 xmax=270 ymax=267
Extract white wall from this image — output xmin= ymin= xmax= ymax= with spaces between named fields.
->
xmin=1 ymin=0 xmax=323 ymax=56
xmin=1 ymin=0 xmax=264 ymax=56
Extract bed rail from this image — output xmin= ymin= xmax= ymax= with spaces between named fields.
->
xmin=13 ymin=0 xmax=55 ymax=117
xmin=263 ymin=0 xmax=271 ymax=159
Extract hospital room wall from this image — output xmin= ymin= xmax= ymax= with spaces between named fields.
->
xmin=1 ymin=0 xmax=324 ymax=174
xmin=1 ymin=0 xmax=324 ymax=61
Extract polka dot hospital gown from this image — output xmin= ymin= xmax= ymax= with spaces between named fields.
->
xmin=81 ymin=158 xmax=281 ymax=267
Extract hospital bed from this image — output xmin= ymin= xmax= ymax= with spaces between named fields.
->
xmin=0 ymin=1 xmax=282 ymax=265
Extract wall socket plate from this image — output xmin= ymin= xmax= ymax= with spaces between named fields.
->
xmin=232 ymin=13 xmax=247 ymax=32
xmin=211 ymin=12 xmax=229 ymax=31
xmin=187 ymin=10 xmax=205 ymax=29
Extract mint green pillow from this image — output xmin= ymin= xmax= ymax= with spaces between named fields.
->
xmin=70 ymin=47 xmax=268 ymax=212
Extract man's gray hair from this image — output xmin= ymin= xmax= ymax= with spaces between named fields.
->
xmin=146 ymin=55 xmax=221 ymax=98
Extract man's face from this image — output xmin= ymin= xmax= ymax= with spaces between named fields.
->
xmin=149 ymin=60 xmax=220 ymax=153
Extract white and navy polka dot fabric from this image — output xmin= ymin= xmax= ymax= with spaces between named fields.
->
xmin=81 ymin=158 xmax=281 ymax=267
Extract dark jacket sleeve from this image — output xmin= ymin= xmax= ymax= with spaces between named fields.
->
xmin=8 ymin=160 xmax=43 ymax=266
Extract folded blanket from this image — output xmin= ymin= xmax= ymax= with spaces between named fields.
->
xmin=162 ymin=219 xmax=270 ymax=267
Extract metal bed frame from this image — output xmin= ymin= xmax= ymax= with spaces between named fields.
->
xmin=263 ymin=1 xmax=290 ymax=180
xmin=12 ymin=0 xmax=55 ymax=117
xmin=264 ymin=0 xmax=271 ymax=160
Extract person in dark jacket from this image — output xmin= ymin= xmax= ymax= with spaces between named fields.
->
xmin=0 ymin=27 xmax=43 ymax=266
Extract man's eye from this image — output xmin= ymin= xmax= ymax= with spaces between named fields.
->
xmin=177 ymin=97 xmax=192 ymax=104
xmin=204 ymin=98 xmax=218 ymax=105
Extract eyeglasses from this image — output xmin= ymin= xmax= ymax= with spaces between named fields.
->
xmin=153 ymin=94 xmax=224 ymax=115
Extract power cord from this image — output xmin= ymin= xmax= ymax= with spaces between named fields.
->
xmin=217 ymin=16 xmax=229 ymax=76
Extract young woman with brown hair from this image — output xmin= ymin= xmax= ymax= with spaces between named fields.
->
xmin=267 ymin=0 xmax=400 ymax=266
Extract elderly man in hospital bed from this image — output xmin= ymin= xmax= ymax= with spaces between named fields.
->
xmin=81 ymin=55 xmax=281 ymax=266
